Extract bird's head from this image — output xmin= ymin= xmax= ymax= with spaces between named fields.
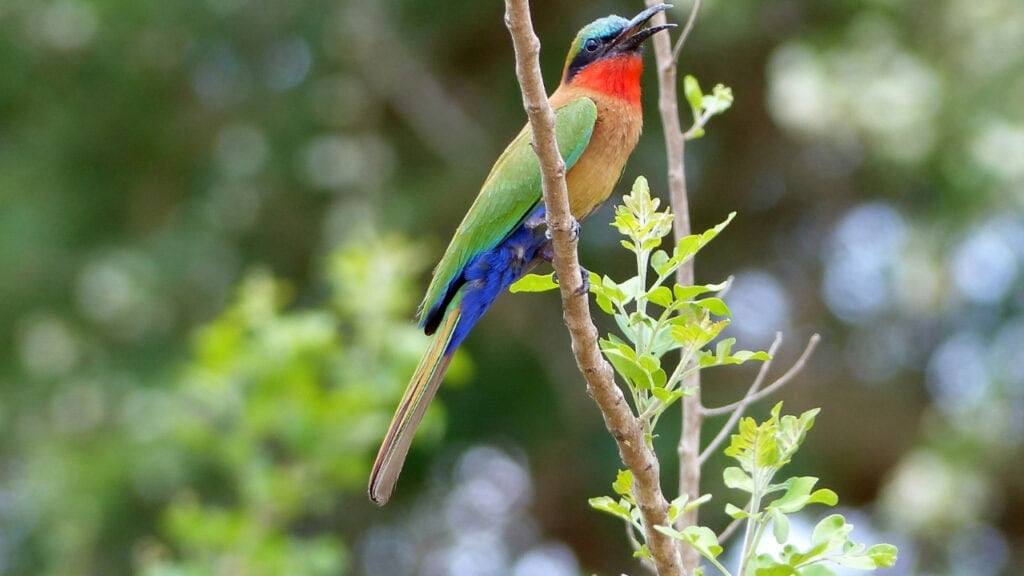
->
xmin=561 ymin=4 xmax=675 ymax=96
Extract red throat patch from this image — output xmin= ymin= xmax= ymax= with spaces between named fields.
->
xmin=569 ymin=55 xmax=644 ymax=108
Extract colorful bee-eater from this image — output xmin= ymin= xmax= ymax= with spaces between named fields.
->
xmin=369 ymin=5 xmax=674 ymax=505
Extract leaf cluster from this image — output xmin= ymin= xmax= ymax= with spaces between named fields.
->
xmin=654 ymin=403 xmax=896 ymax=576
xmin=515 ymin=177 xmax=898 ymax=575
xmin=513 ymin=177 xmax=767 ymax=433
xmin=683 ymin=75 xmax=734 ymax=139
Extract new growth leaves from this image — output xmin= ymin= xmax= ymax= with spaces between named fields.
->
xmin=514 ymin=177 xmax=767 ymax=428
xmin=716 ymin=403 xmax=897 ymax=576
xmin=513 ymin=179 xmax=896 ymax=575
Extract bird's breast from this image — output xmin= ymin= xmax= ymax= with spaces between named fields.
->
xmin=560 ymin=94 xmax=643 ymax=219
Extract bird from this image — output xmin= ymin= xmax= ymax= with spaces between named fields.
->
xmin=369 ymin=4 xmax=675 ymax=505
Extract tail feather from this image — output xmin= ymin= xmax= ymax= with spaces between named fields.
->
xmin=368 ymin=301 xmax=460 ymax=505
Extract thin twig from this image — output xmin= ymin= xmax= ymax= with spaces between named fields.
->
xmin=718 ymin=515 xmax=745 ymax=545
xmin=503 ymin=2 xmax=682 ymax=574
xmin=671 ymin=0 xmax=702 ymax=64
xmin=642 ymin=5 xmax=704 ymax=570
xmin=624 ymin=521 xmax=656 ymax=574
xmin=697 ymin=335 xmax=782 ymax=467
xmin=703 ymin=333 xmax=821 ymax=417
xmin=699 ymin=334 xmax=820 ymax=465
xmin=704 ymin=332 xmax=783 ymax=419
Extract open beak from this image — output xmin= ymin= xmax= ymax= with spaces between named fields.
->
xmin=612 ymin=4 xmax=676 ymax=53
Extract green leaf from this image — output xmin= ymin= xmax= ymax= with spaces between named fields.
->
xmin=725 ymin=503 xmax=749 ymax=519
xmin=600 ymin=339 xmax=650 ymax=390
xmin=588 ymin=496 xmax=632 ymax=523
xmin=648 ymin=286 xmax=674 ymax=308
xmin=595 ymin=291 xmax=614 ymax=315
xmin=755 ymin=564 xmax=797 ymax=576
xmin=651 ymin=366 xmax=668 ymax=389
xmin=667 ymin=493 xmax=710 ymax=524
xmin=864 ymin=543 xmax=899 ymax=568
xmin=619 ymin=277 xmax=642 ymax=301
xmin=809 ymin=488 xmax=839 ymax=507
xmin=771 ymin=508 xmax=790 ymax=544
xmin=675 ymin=234 xmax=701 ymax=262
xmin=655 ymin=525 xmax=723 ymax=560
xmin=696 ymin=297 xmax=731 ymax=317
xmin=592 ymin=275 xmax=629 ymax=307
xmin=769 ymin=477 xmax=837 ymax=514
xmin=673 ymin=281 xmax=728 ymax=302
xmin=651 ymin=386 xmax=684 ymax=406
xmin=651 ymin=249 xmax=672 ymax=276
xmin=682 ymin=493 xmax=712 ymax=514
xmin=774 ymin=404 xmax=821 ymax=462
xmin=684 ymin=75 xmax=704 ymax=116
xmin=612 ymin=469 xmax=634 ymax=497
xmin=725 ymin=414 xmax=782 ymax=473
xmin=732 ymin=350 xmax=772 ymax=363
xmin=703 ymin=84 xmax=735 ymax=115
xmin=810 ymin=514 xmax=851 ymax=551
xmin=723 ymin=466 xmax=753 ymax=492
xmin=797 ymin=566 xmax=837 ymax=576
xmin=509 ymin=273 xmax=559 ymax=293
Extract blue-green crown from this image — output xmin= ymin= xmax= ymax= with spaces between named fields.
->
xmin=564 ymin=16 xmax=629 ymax=72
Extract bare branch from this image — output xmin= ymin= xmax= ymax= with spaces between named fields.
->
xmin=504 ymin=2 xmax=682 ymax=574
xmin=703 ymin=333 xmax=821 ymax=418
xmin=699 ymin=334 xmax=821 ymax=464
xmin=698 ymin=334 xmax=783 ymax=466
xmin=671 ymin=0 xmax=703 ymax=64
xmin=642 ymin=5 xmax=703 ymax=570
xmin=718 ymin=515 xmax=745 ymax=545
xmin=625 ymin=521 xmax=657 ymax=575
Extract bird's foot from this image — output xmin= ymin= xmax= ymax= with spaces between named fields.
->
xmin=552 ymin=263 xmax=591 ymax=296
xmin=544 ymin=216 xmax=581 ymax=242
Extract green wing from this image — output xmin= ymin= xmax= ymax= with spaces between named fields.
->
xmin=419 ymin=97 xmax=598 ymax=327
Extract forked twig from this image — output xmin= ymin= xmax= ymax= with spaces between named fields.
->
xmin=671 ymin=0 xmax=703 ymax=64
xmin=699 ymin=334 xmax=821 ymax=465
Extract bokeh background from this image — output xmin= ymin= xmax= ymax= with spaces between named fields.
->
xmin=1 ymin=0 xmax=1022 ymax=574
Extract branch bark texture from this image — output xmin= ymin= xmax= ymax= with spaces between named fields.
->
xmin=645 ymin=1 xmax=702 ymax=571
xmin=503 ymin=1 xmax=682 ymax=574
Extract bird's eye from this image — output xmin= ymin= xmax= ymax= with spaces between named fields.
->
xmin=584 ymin=38 xmax=600 ymax=52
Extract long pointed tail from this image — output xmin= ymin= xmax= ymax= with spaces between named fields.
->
xmin=368 ymin=301 xmax=461 ymax=505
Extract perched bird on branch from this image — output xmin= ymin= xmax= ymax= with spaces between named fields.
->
xmin=369 ymin=4 xmax=675 ymax=505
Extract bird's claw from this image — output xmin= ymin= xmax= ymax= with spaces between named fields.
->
xmin=544 ymin=216 xmax=581 ymax=242
xmin=552 ymin=264 xmax=591 ymax=296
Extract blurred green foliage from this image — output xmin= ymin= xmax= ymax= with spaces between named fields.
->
xmin=7 ymin=236 xmax=441 ymax=575
xmin=1 ymin=0 xmax=1023 ymax=574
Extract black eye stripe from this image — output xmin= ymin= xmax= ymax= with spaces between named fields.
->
xmin=565 ymin=27 xmax=626 ymax=82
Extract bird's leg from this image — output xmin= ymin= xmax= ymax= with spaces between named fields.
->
xmin=537 ymin=240 xmax=591 ymax=296
xmin=524 ymin=205 xmax=547 ymax=230
xmin=526 ymin=206 xmax=581 ymax=245
xmin=544 ymin=215 xmax=581 ymax=243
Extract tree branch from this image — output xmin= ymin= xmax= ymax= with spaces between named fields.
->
xmin=699 ymin=334 xmax=821 ymax=464
xmin=642 ymin=5 xmax=703 ymax=572
xmin=671 ymin=0 xmax=702 ymax=64
xmin=503 ymin=2 xmax=682 ymax=574
xmin=702 ymin=333 xmax=821 ymax=417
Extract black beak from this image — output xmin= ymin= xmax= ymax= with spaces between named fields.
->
xmin=612 ymin=4 xmax=676 ymax=53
